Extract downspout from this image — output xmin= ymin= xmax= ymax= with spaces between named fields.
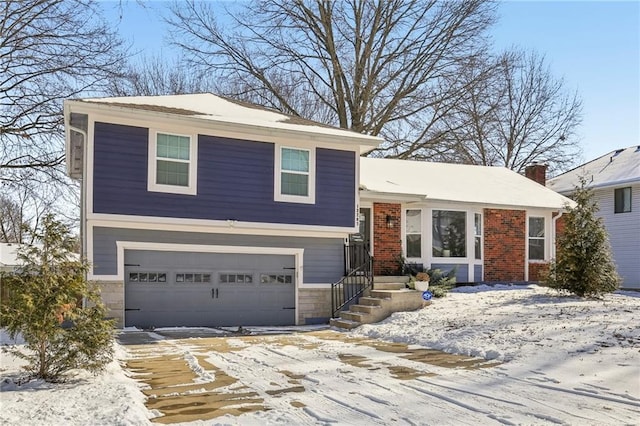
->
xmin=552 ymin=210 xmax=564 ymax=261
xmin=67 ymin=124 xmax=88 ymax=308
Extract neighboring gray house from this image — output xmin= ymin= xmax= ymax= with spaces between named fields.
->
xmin=548 ymin=146 xmax=640 ymax=290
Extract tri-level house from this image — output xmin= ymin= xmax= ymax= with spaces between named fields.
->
xmin=548 ymin=146 xmax=640 ymax=289
xmin=64 ymin=94 xmax=381 ymax=328
xmin=65 ymin=93 xmax=575 ymax=329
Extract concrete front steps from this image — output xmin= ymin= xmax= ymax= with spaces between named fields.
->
xmin=330 ymin=276 xmax=430 ymax=330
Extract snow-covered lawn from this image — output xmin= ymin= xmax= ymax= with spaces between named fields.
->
xmin=1 ymin=285 xmax=639 ymax=425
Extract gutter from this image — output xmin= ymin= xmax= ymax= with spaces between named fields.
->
xmin=551 ymin=210 xmax=564 ymax=261
xmin=66 ymin=122 xmax=88 ymax=309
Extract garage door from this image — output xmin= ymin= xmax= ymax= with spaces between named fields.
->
xmin=124 ymin=250 xmax=296 ymax=328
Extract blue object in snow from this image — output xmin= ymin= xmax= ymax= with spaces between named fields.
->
xmin=422 ymin=290 xmax=433 ymax=301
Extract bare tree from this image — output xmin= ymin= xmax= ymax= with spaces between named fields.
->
xmin=166 ymin=0 xmax=496 ymax=134
xmin=433 ymin=49 xmax=582 ymax=173
xmin=1 ymin=0 xmax=127 ymax=183
xmin=0 ymin=195 xmax=25 ymax=243
xmin=108 ymin=54 xmax=217 ymax=96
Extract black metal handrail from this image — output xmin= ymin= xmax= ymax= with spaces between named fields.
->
xmin=331 ymin=244 xmax=373 ymax=318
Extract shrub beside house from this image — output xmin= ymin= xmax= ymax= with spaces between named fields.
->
xmin=548 ymin=146 xmax=640 ymax=290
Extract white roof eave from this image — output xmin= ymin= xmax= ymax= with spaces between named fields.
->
xmin=65 ymin=99 xmax=382 ymax=152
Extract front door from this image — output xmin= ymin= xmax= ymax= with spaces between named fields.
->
xmin=346 ymin=208 xmax=372 ymax=274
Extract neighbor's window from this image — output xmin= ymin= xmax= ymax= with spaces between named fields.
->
xmin=406 ymin=209 xmax=422 ymax=258
xmin=432 ymin=210 xmax=466 ymax=257
xmin=528 ymin=217 xmax=545 ymax=260
xmin=474 ymin=213 xmax=482 ymax=260
xmin=614 ymin=187 xmax=632 ymax=213
xmin=148 ymin=132 xmax=197 ymax=195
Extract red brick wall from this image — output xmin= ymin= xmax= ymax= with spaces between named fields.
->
xmin=554 ymin=212 xmax=567 ymax=239
xmin=484 ymin=208 xmax=526 ymax=281
xmin=373 ymin=203 xmax=402 ymax=275
xmin=528 ymin=262 xmax=549 ymax=282
xmin=524 ymin=164 xmax=548 ymax=185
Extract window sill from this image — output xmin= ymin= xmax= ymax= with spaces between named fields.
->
xmin=148 ymin=183 xmax=197 ymax=196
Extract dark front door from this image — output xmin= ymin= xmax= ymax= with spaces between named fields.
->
xmin=345 ymin=208 xmax=372 ymax=275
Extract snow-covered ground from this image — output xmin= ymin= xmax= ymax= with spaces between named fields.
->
xmin=1 ymin=285 xmax=639 ymax=425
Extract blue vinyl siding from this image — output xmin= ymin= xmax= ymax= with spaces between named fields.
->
xmin=92 ymin=122 xmax=356 ymax=227
xmin=430 ymin=263 xmax=469 ymax=283
xmin=474 ymin=264 xmax=483 ymax=282
xmin=92 ymin=227 xmax=344 ymax=283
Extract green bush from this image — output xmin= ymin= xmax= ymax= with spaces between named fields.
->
xmin=426 ymin=267 xmax=456 ymax=298
xmin=545 ymin=179 xmax=620 ymax=297
xmin=0 ymin=215 xmax=114 ymax=382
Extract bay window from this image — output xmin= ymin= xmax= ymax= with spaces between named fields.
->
xmin=432 ymin=210 xmax=466 ymax=257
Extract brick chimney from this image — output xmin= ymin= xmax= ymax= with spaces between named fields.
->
xmin=525 ymin=162 xmax=548 ymax=186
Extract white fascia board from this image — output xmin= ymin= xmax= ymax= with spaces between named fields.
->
xmin=360 ymin=191 xmax=569 ymax=211
xmin=65 ymin=100 xmax=380 ymax=153
xmin=421 ymin=197 xmax=572 ymax=211
xmin=87 ymin=214 xmax=356 ymax=237
xmin=359 ymin=190 xmax=426 ymax=203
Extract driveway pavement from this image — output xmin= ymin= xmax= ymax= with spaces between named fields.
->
xmin=117 ymin=327 xmax=499 ymax=424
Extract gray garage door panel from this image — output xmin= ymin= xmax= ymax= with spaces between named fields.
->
xmin=124 ymin=250 xmax=295 ymax=328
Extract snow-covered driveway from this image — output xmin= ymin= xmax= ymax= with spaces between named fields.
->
xmin=120 ymin=329 xmax=503 ymax=424
xmin=117 ymin=285 xmax=640 ymax=425
xmin=2 ymin=285 xmax=639 ymax=425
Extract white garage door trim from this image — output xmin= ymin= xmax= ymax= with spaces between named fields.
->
xmin=114 ymin=241 xmax=304 ymax=325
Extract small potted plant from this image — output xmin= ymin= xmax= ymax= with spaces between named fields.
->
xmin=414 ymin=272 xmax=430 ymax=291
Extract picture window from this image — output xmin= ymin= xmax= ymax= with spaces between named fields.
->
xmin=432 ymin=210 xmax=466 ymax=257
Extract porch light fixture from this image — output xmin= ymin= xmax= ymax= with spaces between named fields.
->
xmin=386 ymin=214 xmax=395 ymax=229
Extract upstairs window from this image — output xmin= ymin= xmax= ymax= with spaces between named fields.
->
xmin=148 ymin=131 xmax=197 ymax=195
xmin=614 ymin=187 xmax=632 ymax=213
xmin=528 ymin=217 xmax=545 ymax=260
xmin=275 ymin=146 xmax=315 ymax=203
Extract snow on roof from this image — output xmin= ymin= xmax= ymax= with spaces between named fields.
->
xmin=78 ymin=93 xmax=382 ymax=145
xmin=360 ymin=157 xmax=574 ymax=209
xmin=0 ymin=243 xmax=20 ymax=268
xmin=548 ymin=146 xmax=640 ymax=193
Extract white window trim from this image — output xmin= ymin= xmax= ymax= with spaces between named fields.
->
xmin=474 ymin=212 xmax=483 ymax=261
xmin=527 ymin=216 xmax=546 ymax=262
xmin=274 ymin=145 xmax=316 ymax=204
xmin=405 ymin=208 xmax=423 ymax=259
xmin=147 ymin=130 xmax=198 ymax=196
